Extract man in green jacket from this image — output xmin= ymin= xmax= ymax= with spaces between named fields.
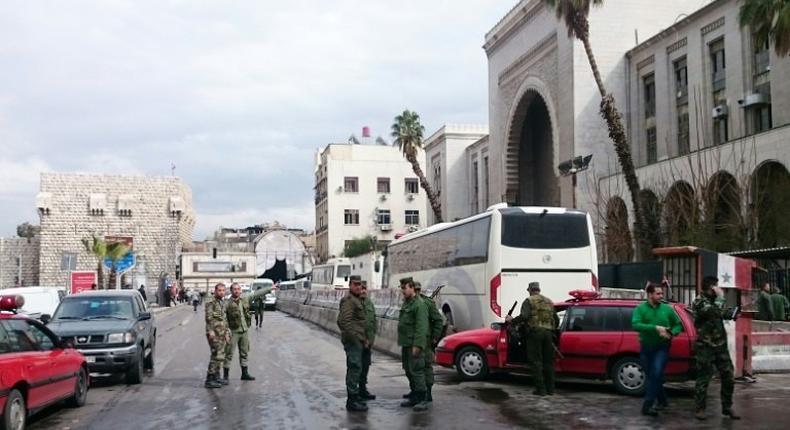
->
xmin=359 ymin=281 xmax=377 ymax=401
xmin=223 ymin=282 xmax=272 ymax=382
xmin=769 ymin=285 xmax=789 ymax=322
xmin=337 ymin=275 xmax=368 ymax=412
xmin=631 ymin=282 xmax=683 ymax=416
xmin=398 ymin=278 xmax=430 ymax=411
xmin=757 ymin=283 xmax=775 ymax=321
xmin=415 ymin=281 xmax=443 ymax=403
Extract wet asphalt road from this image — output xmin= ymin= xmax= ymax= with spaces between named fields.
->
xmin=27 ymin=305 xmax=790 ymax=430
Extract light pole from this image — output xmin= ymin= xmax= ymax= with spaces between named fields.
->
xmin=558 ymin=155 xmax=593 ymax=208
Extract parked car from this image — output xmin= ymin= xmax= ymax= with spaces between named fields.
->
xmin=1 ymin=294 xmax=89 ymax=430
xmin=46 ymin=291 xmax=155 ymax=385
xmin=435 ymin=290 xmax=697 ymax=395
xmin=1 ymin=287 xmax=64 ymax=322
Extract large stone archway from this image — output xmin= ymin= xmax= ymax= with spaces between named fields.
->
xmin=751 ymin=161 xmax=790 ymax=248
xmin=504 ymin=84 xmax=560 ymax=207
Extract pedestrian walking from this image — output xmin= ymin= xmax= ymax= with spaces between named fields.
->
xmin=204 ymin=283 xmax=230 ymax=389
xmin=223 ymin=282 xmax=271 ymax=382
xmin=692 ymin=276 xmax=740 ymax=421
xmin=757 ymin=282 xmax=774 ymax=321
xmin=506 ymin=282 xmax=558 ymax=396
xmin=631 ymin=282 xmax=683 ymax=416
xmin=138 ymin=284 xmax=147 ymax=302
xmin=413 ymin=281 xmax=443 ymax=403
xmin=769 ymin=285 xmax=789 ymax=322
xmin=398 ymin=278 xmax=430 ymax=411
xmin=251 ymin=293 xmax=265 ymax=328
xmin=337 ymin=275 xmax=369 ymax=412
xmin=359 ymin=281 xmax=377 ymax=401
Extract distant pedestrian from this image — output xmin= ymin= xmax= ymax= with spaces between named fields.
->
xmin=398 ymin=278 xmax=430 ymax=411
xmin=757 ymin=282 xmax=774 ymax=321
xmin=769 ymin=285 xmax=789 ymax=322
xmin=337 ymin=275 xmax=368 ymax=412
xmin=138 ymin=284 xmax=147 ymax=302
xmin=358 ymin=282 xmax=377 ymax=401
xmin=692 ymin=276 xmax=740 ymax=421
xmin=204 ymin=283 xmax=230 ymax=389
xmin=506 ymin=282 xmax=558 ymax=396
xmin=91 ymin=283 xmax=97 ymax=291
xmin=251 ymin=293 xmax=265 ymax=328
xmin=223 ymin=282 xmax=271 ymax=383
xmin=631 ymin=282 xmax=682 ymax=416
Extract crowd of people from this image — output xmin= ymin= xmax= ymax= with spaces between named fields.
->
xmin=757 ymin=282 xmax=790 ymax=321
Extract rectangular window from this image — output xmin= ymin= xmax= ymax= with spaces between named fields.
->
xmin=646 ymin=127 xmax=657 ymax=164
xmin=643 ymin=74 xmax=656 ymax=118
xmin=566 ymin=307 xmax=625 ymax=332
xmin=753 ymin=36 xmax=770 ymax=75
xmin=483 ymin=156 xmax=490 ymax=207
xmin=677 ymin=108 xmax=690 ymax=155
xmin=500 ymin=209 xmax=590 ymax=249
xmin=674 ymin=57 xmax=688 ymax=103
xmin=713 ymin=117 xmax=728 ymax=146
xmin=405 ymin=210 xmax=419 ymax=225
xmin=344 ymin=209 xmax=359 ymax=225
xmin=405 ymin=178 xmax=419 ymax=194
xmin=344 ymin=177 xmax=358 ymax=193
xmin=710 ymin=39 xmax=726 ymax=92
xmin=471 ymin=160 xmax=479 ymax=213
xmin=431 ymin=155 xmax=442 ymax=196
xmin=377 ymin=209 xmax=391 ymax=225
xmin=753 ymin=105 xmax=773 ymax=134
xmin=377 ymin=177 xmax=390 ymax=193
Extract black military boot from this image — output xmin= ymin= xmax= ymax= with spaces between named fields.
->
xmin=220 ymin=368 xmax=229 ymax=385
xmin=346 ymin=395 xmax=368 ymax=412
xmin=204 ymin=374 xmax=221 ymax=389
xmin=426 ymin=385 xmax=433 ymax=402
xmin=402 ymin=392 xmax=413 ymax=399
xmin=722 ymin=408 xmax=741 ymax=420
xmin=241 ymin=366 xmax=256 ymax=381
xmin=358 ymin=385 xmax=376 ymax=401
xmin=413 ymin=391 xmax=430 ymax=412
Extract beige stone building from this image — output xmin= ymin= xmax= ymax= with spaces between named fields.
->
xmin=180 ymin=252 xmax=256 ymax=294
xmin=36 ymin=173 xmax=195 ymax=289
xmin=0 ymin=236 xmax=40 ymax=289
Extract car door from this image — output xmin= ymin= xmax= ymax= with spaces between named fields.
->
xmin=132 ymin=295 xmax=151 ymax=352
xmin=26 ymin=320 xmax=76 ymax=400
xmin=665 ymin=305 xmax=693 ymax=376
xmin=557 ymin=306 xmax=624 ymax=376
xmin=0 ymin=320 xmax=55 ymax=408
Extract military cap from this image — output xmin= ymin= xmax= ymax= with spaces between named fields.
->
xmin=349 ymin=275 xmax=362 ymax=282
xmin=528 ymin=282 xmax=541 ymax=291
xmin=399 ymin=277 xmax=413 ymax=285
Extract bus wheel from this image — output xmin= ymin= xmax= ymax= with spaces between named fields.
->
xmin=455 ymin=346 xmax=488 ymax=381
xmin=443 ymin=308 xmax=456 ymax=334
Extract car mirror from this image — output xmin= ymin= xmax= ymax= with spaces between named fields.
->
xmin=138 ymin=311 xmax=152 ymax=321
xmin=40 ymin=314 xmax=52 ymax=324
xmin=344 ymin=276 xmax=349 ymax=281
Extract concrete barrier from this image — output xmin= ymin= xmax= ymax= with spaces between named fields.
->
xmin=752 ymin=331 xmax=790 ymax=373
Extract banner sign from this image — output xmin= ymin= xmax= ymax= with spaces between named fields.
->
xmin=71 ymin=271 xmax=97 ymax=294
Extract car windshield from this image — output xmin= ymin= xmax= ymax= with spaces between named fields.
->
xmin=53 ymin=297 xmax=134 ymax=320
xmin=336 ymin=265 xmax=351 ymax=278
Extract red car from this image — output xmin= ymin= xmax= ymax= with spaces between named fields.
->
xmin=435 ymin=291 xmax=697 ymax=395
xmin=1 ymin=295 xmax=89 ymax=430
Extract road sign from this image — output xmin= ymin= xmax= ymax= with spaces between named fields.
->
xmin=104 ymin=252 xmax=136 ymax=274
xmin=70 ymin=271 xmax=97 ymax=294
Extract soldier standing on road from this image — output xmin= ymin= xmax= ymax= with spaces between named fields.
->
xmin=337 ymin=275 xmax=369 ymax=412
xmin=769 ymin=284 xmax=789 ymax=322
xmin=359 ymin=281 xmax=377 ymax=401
xmin=692 ymin=276 xmax=740 ymax=421
xmin=204 ymin=283 xmax=230 ymax=389
xmin=398 ymin=278 xmax=430 ymax=411
xmin=251 ymin=292 xmax=265 ymax=328
xmin=506 ymin=282 xmax=559 ymax=396
xmin=223 ymin=282 xmax=272 ymax=382
xmin=413 ymin=281 xmax=443 ymax=403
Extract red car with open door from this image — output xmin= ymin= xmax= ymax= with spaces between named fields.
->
xmin=0 ymin=295 xmax=89 ymax=430
xmin=435 ymin=291 xmax=697 ymax=395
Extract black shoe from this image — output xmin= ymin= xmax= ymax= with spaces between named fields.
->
xmin=413 ymin=392 xmax=430 ymax=412
xmin=641 ymin=404 xmax=658 ymax=417
xmin=359 ymin=388 xmax=376 ymax=401
xmin=241 ymin=366 xmax=256 ymax=381
xmin=400 ymin=393 xmax=419 ymax=407
xmin=346 ymin=397 xmax=368 ymax=412
xmin=655 ymin=401 xmax=669 ymax=411
xmin=204 ymin=375 xmax=222 ymax=389
xmin=402 ymin=392 xmax=413 ymax=399
xmin=722 ymin=409 xmax=741 ymax=420
xmin=220 ymin=368 xmax=230 ymax=385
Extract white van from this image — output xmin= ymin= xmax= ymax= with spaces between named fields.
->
xmin=1 ymin=286 xmax=64 ymax=320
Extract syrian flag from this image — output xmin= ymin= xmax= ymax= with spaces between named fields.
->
xmin=700 ymin=251 xmax=751 ymax=288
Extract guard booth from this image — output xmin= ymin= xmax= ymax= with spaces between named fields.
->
xmin=653 ymin=247 xmax=758 ymax=377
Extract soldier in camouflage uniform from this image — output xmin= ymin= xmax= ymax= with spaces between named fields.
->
xmin=692 ymin=276 xmax=740 ymax=420
xmin=337 ymin=275 xmax=369 ymax=412
xmin=506 ymin=282 xmax=559 ymax=396
xmin=398 ymin=278 xmax=430 ymax=411
xmin=223 ymin=282 xmax=273 ymax=382
xmin=251 ymin=292 xmax=265 ymax=328
xmin=413 ymin=281 xmax=443 ymax=403
xmin=359 ymin=281 xmax=377 ymax=401
xmin=204 ymin=283 xmax=230 ymax=389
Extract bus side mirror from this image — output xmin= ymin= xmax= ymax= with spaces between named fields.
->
xmin=374 ymin=261 xmax=380 ymax=273
xmin=344 ymin=276 xmax=349 ymax=281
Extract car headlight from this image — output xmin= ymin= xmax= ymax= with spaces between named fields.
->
xmin=107 ymin=331 xmax=136 ymax=344
xmin=437 ymin=338 xmax=447 ymax=349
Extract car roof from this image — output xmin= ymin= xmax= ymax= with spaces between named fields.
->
xmin=63 ymin=290 xmax=140 ymax=298
xmin=560 ymin=299 xmax=686 ymax=308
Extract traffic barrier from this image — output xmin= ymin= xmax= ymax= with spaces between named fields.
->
xmin=751 ymin=331 xmax=790 ymax=372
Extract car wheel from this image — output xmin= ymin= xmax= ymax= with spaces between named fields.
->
xmin=125 ymin=348 xmax=145 ymax=384
xmin=67 ymin=367 xmax=88 ymax=407
xmin=2 ymin=389 xmax=26 ymax=430
xmin=611 ymin=356 xmax=646 ymax=396
xmin=144 ymin=339 xmax=156 ymax=371
xmin=455 ymin=346 xmax=489 ymax=381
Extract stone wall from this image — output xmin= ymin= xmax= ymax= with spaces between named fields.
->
xmin=37 ymin=173 xmax=195 ymax=288
xmin=0 ymin=236 xmax=40 ymax=289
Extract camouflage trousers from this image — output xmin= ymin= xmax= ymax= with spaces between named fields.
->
xmin=526 ymin=328 xmax=556 ymax=394
xmin=206 ymin=335 xmax=227 ymax=377
xmin=224 ymin=331 xmax=250 ymax=369
xmin=402 ymin=347 xmax=426 ymax=394
xmin=694 ymin=342 xmax=734 ymax=411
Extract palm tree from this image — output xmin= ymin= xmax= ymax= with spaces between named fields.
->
xmin=544 ymin=0 xmax=646 ymax=255
xmin=739 ymin=0 xmax=790 ymax=56
xmin=82 ymin=235 xmax=108 ymax=289
xmin=391 ymin=109 xmax=443 ymax=222
xmin=105 ymin=242 xmax=131 ymax=290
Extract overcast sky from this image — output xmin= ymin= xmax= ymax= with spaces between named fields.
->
xmin=0 ymin=0 xmax=515 ymax=239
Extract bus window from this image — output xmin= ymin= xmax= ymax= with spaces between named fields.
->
xmin=501 ymin=210 xmax=589 ymax=249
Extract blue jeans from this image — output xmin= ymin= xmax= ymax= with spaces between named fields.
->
xmin=640 ymin=344 xmax=669 ymax=407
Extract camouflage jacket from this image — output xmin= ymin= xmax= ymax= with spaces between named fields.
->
xmin=337 ymin=293 xmax=367 ymax=344
xmin=513 ymin=294 xmax=558 ymax=331
xmin=691 ymin=295 xmax=728 ymax=348
xmin=227 ymin=287 xmax=271 ymax=332
xmin=420 ymin=294 xmax=444 ymax=342
xmin=205 ymin=298 xmax=229 ymax=338
xmin=397 ymin=295 xmax=429 ymax=350
xmin=363 ymin=297 xmax=377 ymax=345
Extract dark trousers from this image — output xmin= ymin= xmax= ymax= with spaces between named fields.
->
xmin=526 ymin=328 xmax=555 ymax=393
xmin=640 ymin=344 xmax=669 ymax=408
xmin=343 ymin=340 xmax=363 ymax=397
xmin=254 ymin=310 xmax=263 ymax=327
xmin=360 ymin=347 xmax=372 ymax=389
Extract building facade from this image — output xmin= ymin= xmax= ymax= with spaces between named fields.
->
xmin=314 ymin=143 xmax=427 ymax=262
xmin=36 ymin=173 xmax=195 ymax=288
xmin=0 ymin=236 xmax=40 ymax=289
xmin=180 ymin=252 xmax=256 ymax=294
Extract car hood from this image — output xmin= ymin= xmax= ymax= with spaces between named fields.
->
xmin=48 ymin=319 xmax=134 ymax=335
xmin=444 ymin=327 xmax=500 ymax=343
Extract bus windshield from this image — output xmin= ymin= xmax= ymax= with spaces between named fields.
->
xmin=336 ymin=265 xmax=351 ymax=278
xmin=500 ymin=210 xmax=589 ymax=249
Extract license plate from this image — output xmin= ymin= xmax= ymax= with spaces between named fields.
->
xmin=85 ymin=356 xmax=96 ymax=363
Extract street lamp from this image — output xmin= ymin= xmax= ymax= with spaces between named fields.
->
xmin=558 ymin=154 xmax=593 ymax=208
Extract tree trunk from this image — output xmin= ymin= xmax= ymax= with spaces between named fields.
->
xmin=406 ymin=152 xmax=443 ymax=223
xmin=578 ymin=28 xmax=646 ymax=259
xmin=96 ymin=261 xmax=104 ymax=290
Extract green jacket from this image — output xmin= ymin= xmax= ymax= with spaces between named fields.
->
xmin=226 ymin=287 xmax=271 ymax=333
xmin=692 ymin=295 xmax=728 ymax=348
xmin=363 ymin=297 xmax=377 ymax=345
xmin=513 ymin=294 xmax=558 ymax=331
xmin=631 ymin=301 xmax=683 ymax=347
xmin=757 ymin=291 xmax=774 ymax=321
xmin=770 ymin=293 xmax=789 ymax=321
xmin=337 ymin=293 xmax=367 ymax=344
xmin=397 ymin=295 xmax=429 ymax=350
xmin=420 ymin=294 xmax=444 ymax=342
xmin=205 ymin=298 xmax=229 ymax=338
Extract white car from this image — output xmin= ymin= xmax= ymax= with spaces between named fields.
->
xmin=1 ymin=286 xmax=64 ymax=320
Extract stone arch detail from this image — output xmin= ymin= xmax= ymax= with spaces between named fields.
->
xmin=662 ymin=181 xmax=696 ymax=246
xmin=605 ymin=196 xmax=633 ymax=263
xmin=751 ymin=160 xmax=790 ymax=248
xmin=705 ymin=171 xmax=743 ymax=251
xmin=638 ymin=189 xmax=661 ymax=258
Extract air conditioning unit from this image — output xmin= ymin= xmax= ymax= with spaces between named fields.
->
xmin=379 ymin=224 xmax=392 ymax=231
xmin=741 ymin=92 xmax=770 ymax=107
xmin=712 ymin=104 xmax=728 ymax=118
xmin=406 ymin=193 xmax=415 ymax=201
xmin=407 ymin=225 xmax=419 ymax=232
xmin=380 ymin=194 xmax=387 ymax=201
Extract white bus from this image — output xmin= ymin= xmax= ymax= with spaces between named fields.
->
xmin=311 ymin=258 xmax=353 ymax=289
xmin=384 ymin=205 xmax=598 ymax=331
xmin=350 ymin=252 xmax=385 ymax=290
